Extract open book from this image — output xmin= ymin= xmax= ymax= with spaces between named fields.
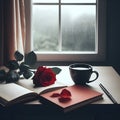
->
xmin=0 ymin=79 xmax=66 ymax=107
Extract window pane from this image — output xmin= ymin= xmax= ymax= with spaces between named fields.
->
xmin=61 ymin=5 xmax=96 ymax=51
xmin=32 ymin=6 xmax=59 ymax=51
xmin=61 ymin=0 xmax=96 ymax=3
xmin=32 ymin=0 xmax=58 ymax=3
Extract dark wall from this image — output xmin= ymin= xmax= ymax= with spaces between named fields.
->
xmin=107 ymin=0 xmax=120 ymax=68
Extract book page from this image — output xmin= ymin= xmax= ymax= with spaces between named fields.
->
xmin=0 ymin=83 xmax=35 ymax=102
xmin=17 ymin=79 xmax=67 ymax=94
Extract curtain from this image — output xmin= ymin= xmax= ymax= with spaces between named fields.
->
xmin=0 ymin=0 xmax=26 ymax=66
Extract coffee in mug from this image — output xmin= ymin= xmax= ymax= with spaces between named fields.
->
xmin=69 ymin=63 xmax=99 ymax=85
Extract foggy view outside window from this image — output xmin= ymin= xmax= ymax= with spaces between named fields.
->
xmin=32 ymin=6 xmax=59 ymax=51
xmin=33 ymin=0 xmax=58 ymax=3
xmin=32 ymin=0 xmax=96 ymax=52
xmin=61 ymin=0 xmax=96 ymax=3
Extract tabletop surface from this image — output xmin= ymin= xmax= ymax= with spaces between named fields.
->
xmin=26 ymin=66 xmax=120 ymax=105
xmin=0 ymin=66 xmax=120 ymax=120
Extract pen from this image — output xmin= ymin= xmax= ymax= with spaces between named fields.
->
xmin=99 ymin=83 xmax=118 ymax=104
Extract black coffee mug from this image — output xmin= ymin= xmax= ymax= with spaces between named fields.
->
xmin=69 ymin=63 xmax=99 ymax=85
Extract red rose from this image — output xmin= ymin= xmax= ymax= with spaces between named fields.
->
xmin=33 ymin=66 xmax=56 ymax=87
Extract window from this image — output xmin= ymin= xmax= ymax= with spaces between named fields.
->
xmin=25 ymin=0 xmax=106 ymax=62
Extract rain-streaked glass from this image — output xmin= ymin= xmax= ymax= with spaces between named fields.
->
xmin=61 ymin=0 xmax=96 ymax=3
xmin=61 ymin=5 xmax=96 ymax=51
xmin=32 ymin=6 xmax=59 ymax=51
xmin=32 ymin=0 xmax=58 ymax=3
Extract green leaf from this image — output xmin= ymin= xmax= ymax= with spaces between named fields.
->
xmin=23 ymin=70 xmax=33 ymax=79
xmin=6 ymin=60 xmax=19 ymax=70
xmin=25 ymin=51 xmax=37 ymax=66
xmin=14 ymin=51 xmax=24 ymax=61
xmin=19 ymin=62 xmax=30 ymax=73
xmin=0 ymin=70 xmax=6 ymax=82
xmin=51 ymin=67 xmax=61 ymax=75
xmin=6 ymin=71 xmax=20 ymax=83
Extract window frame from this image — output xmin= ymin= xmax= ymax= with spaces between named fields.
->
xmin=25 ymin=0 xmax=106 ymax=62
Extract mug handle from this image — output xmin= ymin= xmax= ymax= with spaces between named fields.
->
xmin=87 ymin=71 xmax=99 ymax=83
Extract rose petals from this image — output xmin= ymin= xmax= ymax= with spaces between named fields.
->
xmin=51 ymin=93 xmax=60 ymax=97
xmin=60 ymin=89 xmax=71 ymax=98
xmin=59 ymin=97 xmax=71 ymax=103
xmin=50 ymin=89 xmax=72 ymax=103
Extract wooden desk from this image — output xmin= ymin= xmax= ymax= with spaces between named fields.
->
xmin=0 ymin=66 xmax=120 ymax=120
